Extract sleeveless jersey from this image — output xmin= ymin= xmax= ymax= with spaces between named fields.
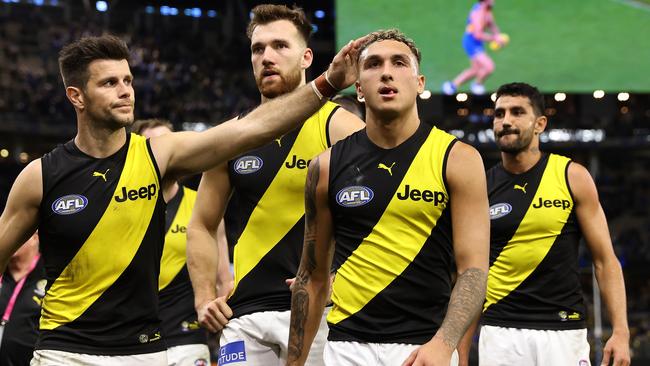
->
xmin=484 ymin=153 xmax=586 ymax=329
xmin=37 ymin=133 xmax=166 ymax=355
xmin=225 ymin=101 xmax=339 ymax=318
xmin=327 ymin=122 xmax=457 ymax=344
xmin=159 ymin=186 xmax=207 ymax=347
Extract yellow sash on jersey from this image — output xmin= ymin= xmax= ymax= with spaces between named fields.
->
xmin=328 ymin=128 xmax=455 ymax=325
xmin=159 ymin=187 xmax=196 ymax=290
xmin=231 ymin=102 xmax=336 ymax=296
xmin=484 ymin=155 xmax=572 ymax=311
xmin=41 ymin=134 xmax=160 ymax=329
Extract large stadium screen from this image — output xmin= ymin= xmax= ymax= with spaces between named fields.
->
xmin=336 ymin=0 xmax=650 ymax=93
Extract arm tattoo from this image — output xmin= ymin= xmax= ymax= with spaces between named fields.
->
xmin=438 ymin=267 xmax=487 ymax=350
xmin=287 ymin=157 xmax=321 ymax=363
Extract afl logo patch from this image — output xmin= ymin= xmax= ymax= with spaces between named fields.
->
xmin=489 ymin=203 xmax=512 ymax=220
xmin=336 ymin=186 xmax=374 ymax=207
xmin=52 ymin=195 xmax=88 ymax=215
xmin=234 ymin=156 xmax=263 ymax=174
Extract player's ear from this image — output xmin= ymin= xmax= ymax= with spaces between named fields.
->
xmin=534 ymin=115 xmax=547 ymax=134
xmin=355 ymin=80 xmax=365 ymax=103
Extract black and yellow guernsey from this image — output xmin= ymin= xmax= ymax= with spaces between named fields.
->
xmin=225 ymin=101 xmax=339 ymax=318
xmin=484 ymin=153 xmax=586 ymax=330
xmin=38 ymin=133 xmax=166 ymax=355
xmin=159 ymin=186 xmax=207 ymax=347
xmin=327 ymin=122 xmax=457 ymax=344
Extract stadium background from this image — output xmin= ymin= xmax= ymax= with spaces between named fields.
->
xmin=0 ymin=0 xmax=648 ymax=364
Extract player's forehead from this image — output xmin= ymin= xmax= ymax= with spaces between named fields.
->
xmin=360 ymin=39 xmax=415 ymax=62
xmin=87 ymin=59 xmax=131 ymax=80
xmin=495 ymin=95 xmax=533 ymax=110
xmin=250 ymin=19 xmax=303 ymax=46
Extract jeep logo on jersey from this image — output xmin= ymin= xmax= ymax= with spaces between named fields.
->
xmin=396 ymin=185 xmax=446 ymax=206
xmin=336 ymin=186 xmax=374 ymax=207
xmin=52 ymin=194 xmax=88 ymax=215
xmin=114 ymin=184 xmax=157 ymax=202
xmin=532 ymin=197 xmax=571 ymax=210
xmin=285 ymin=155 xmax=310 ymax=169
xmin=489 ymin=203 xmax=512 ymax=220
xmin=234 ymin=156 xmax=263 ymax=174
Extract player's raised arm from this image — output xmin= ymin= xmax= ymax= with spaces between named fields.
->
xmin=150 ymin=37 xmax=366 ymax=179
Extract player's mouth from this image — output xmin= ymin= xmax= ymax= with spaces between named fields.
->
xmin=262 ymin=69 xmax=281 ymax=80
xmin=113 ymin=102 xmax=133 ymax=110
xmin=378 ymin=85 xmax=398 ymax=98
xmin=497 ymin=129 xmax=519 ymax=138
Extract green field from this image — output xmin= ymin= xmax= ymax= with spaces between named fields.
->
xmin=336 ymin=0 xmax=650 ymax=92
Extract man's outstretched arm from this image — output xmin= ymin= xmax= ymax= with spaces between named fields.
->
xmin=151 ymin=37 xmax=367 ymax=180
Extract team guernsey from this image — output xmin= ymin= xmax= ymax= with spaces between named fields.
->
xmin=484 ymin=153 xmax=586 ymax=330
xmin=159 ymin=186 xmax=207 ymax=347
xmin=327 ymin=122 xmax=457 ymax=344
xmin=37 ymin=133 xmax=166 ymax=355
xmin=225 ymin=101 xmax=339 ymax=318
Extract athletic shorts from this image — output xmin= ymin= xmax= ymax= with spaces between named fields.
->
xmin=479 ymin=325 xmax=591 ymax=366
xmin=30 ymin=349 xmax=167 ymax=366
xmin=324 ymin=341 xmax=459 ymax=366
xmin=166 ymin=344 xmax=210 ymax=366
xmin=218 ymin=309 xmax=329 ymax=366
xmin=462 ymin=33 xmax=484 ymax=58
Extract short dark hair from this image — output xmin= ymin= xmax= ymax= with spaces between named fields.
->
xmin=246 ymin=4 xmax=312 ymax=44
xmin=58 ymin=34 xmax=130 ymax=88
xmin=495 ymin=82 xmax=545 ymax=116
xmin=358 ymin=29 xmax=422 ymax=66
xmin=131 ymin=119 xmax=174 ymax=135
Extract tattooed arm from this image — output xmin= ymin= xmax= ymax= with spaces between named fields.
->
xmin=287 ymin=151 xmax=336 ymax=366
xmin=403 ymin=142 xmax=489 ymax=366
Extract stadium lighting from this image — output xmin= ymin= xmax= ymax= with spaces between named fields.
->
xmin=191 ymin=8 xmax=201 ymax=18
xmin=617 ymin=92 xmax=630 ymax=102
xmin=160 ymin=6 xmax=170 ymax=16
xmin=456 ymin=93 xmax=468 ymax=102
xmin=19 ymin=152 xmax=29 ymax=163
xmin=0 ymin=149 xmax=8 ymax=158
xmin=95 ymin=0 xmax=107 ymax=12
xmin=554 ymin=93 xmax=566 ymax=102
xmin=169 ymin=7 xmax=178 ymax=16
xmin=34 ymin=0 xmax=44 ymax=5
xmin=593 ymin=90 xmax=605 ymax=99
xmin=312 ymin=24 xmax=319 ymax=33
xmin=207 ymin=10 xmax=217 ymax=18
xmin=315 ymin=10 xmax=326 ymax=19
xmin=145 ymin=6 xmax=155 ymax=14
xmin=490 ymin=93 xmax=496 ymax=102
xmin=419 ymin=90 xmax=432 ymax=100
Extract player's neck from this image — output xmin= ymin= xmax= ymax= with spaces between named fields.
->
xmin=501 ymin=146 xmax=543 ymax=174
xmin=8 ymin=250 xmax=38 ymax=282
xmin=75 ymin=117 xmax=127 ymax=158
xmin=365 ymin=106 xmax=420 ymax=149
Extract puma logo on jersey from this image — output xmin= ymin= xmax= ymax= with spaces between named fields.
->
xmin=532 ymin=197 xmax=571 ymax=210
xmin=514 ymin=183 xmax=527 ymax=193
xmin=114 ymin=184 xmax=157 ymax=202
xmin=378 ymin=162 xmax=395 ymax=176
xmin=275 ymin=137 xmax=282 ymax=147
xmin=93 ymin=169 xmax=110 ymax=182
